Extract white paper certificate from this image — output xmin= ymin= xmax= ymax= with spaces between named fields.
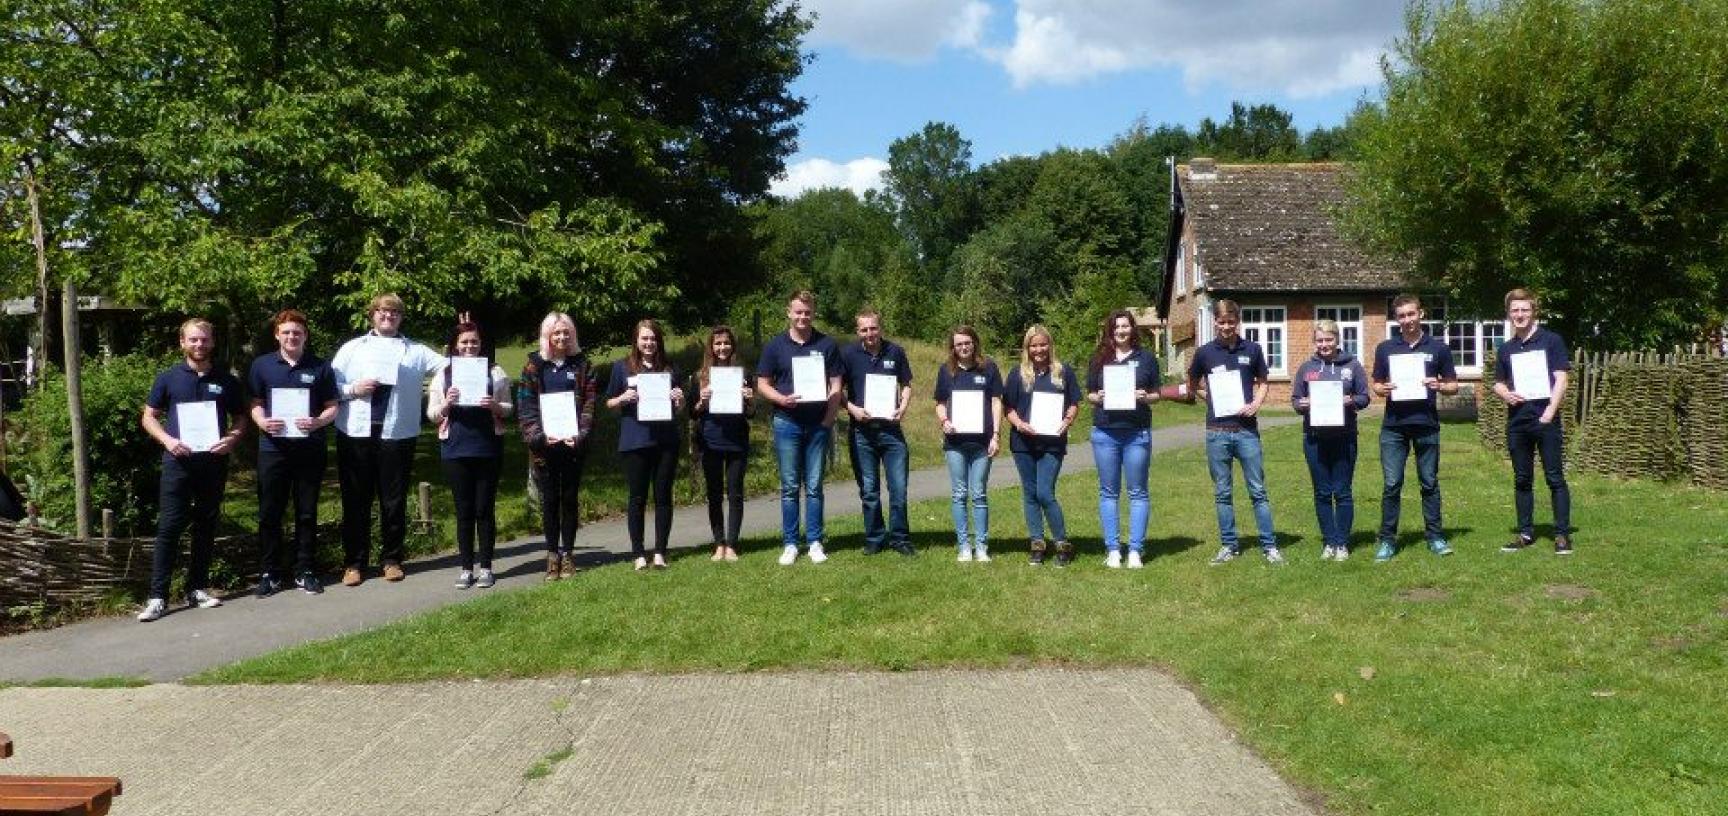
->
xmin=342 ymin=397 xmax=371 ymax=436
xmin=1510 ymin=351 xmax=1551 ymax=400
xmin=709 ymin=366 xmax=744 ymax=415
xmin=1029 ymin=391 xmax=1065 ymax=436
xmin=951 ymin=390 xmax=985 ymax=434
xmin=175 ymin=401 xmax=220 ymax=452
xmin=450 ymin=357 xmax=490 ymax=406
xmin=864 ymin=374 xmax=898 ymax=419
xmin=1309 ymin=380 xmax=1345 ymax=428
xmin=1206 ymin=369 xmax=1246 ymax=419
xmin=1103 ymin=364 xmax=1136 ymax=411
xmin=1389 ymin=354 xmax=1427 ymax=402
xmin=271 ymin=387 xmax=311 ymax=438
xmin=365 ymin=342 xmax=401 ymax=386
xmin=792 ymin=355 xmax=827 ymax=402
xmin=540 ymin=390 xmax=579 ymax=439
xmin=636 ymin=372 xmax=673 ymax=421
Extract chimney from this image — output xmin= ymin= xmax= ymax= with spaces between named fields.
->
xmin=1189 ymin=157 xmax=1217 ymax=179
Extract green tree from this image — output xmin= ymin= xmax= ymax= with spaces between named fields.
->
xmin=750 ymin=187 xmax=904 ymax=326
xmin=1347 ymin=0 xmax=1728 ymax=347
xmin=1195 ymin=102 xmax=1303 ymax=161
xmin=882 ymin=122 xmax=978 ymax=273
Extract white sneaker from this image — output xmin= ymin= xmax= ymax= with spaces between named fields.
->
xmin=1127 ymin=551 xmax=1144 ymax=569
xmin=455 ymin=570 xmax=474 ymax=590
xmin=137 ymin=598 xmax=166 ymax=622
xmin=778 ymin=545 xmax=799 ymax=566
xmin=807 ymin=542 xmax=828 ymax=563
xmin=476 ymin=569 xmax=495 ymax=588
xmin=189 ymin=589 xmax=222 ymax=609
xmin=974 ymin=545 xmax=991 ymax=562
xmin=1105 ymin=550 xmax=1122 ymax=569
xmin=1333 ymin=546 xmax=1349 ymax=562
xmin=956 ymin=546 xmax=973 ymax=562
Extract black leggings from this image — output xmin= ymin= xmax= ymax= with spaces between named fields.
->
xmin=441 ymin=456 xmax=501 ymax=570
xmin=533 ymin=445 xmax=585 ymax=555
xmin=623 ymin=445 xmax=678 ymax=556
xmin=702 ymin=448 xmax=746 ymax=545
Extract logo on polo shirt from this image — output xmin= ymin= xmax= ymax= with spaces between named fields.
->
xmin=1341 ymin=369 xmax=1354 ymax=382
xmin=1237 ymin=356 xmax=1251 ymax=366
xmin=566 ymin=371 xmax=575 ymax=380
xmin=299 ymin=373 xmax=315 ymax=384
xmin=207 ymin=384 xmax=224 ymax=395
xmin=884 ymin=360 xmax=895 ymax=370
xmin=1423 ymin=353 xmax=1434 ymax=363
xmin=973 ymin=375 xmax=985 ymax=384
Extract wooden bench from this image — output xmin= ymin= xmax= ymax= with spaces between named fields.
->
xmin=0 ymin=732 xmax=123 ymax=816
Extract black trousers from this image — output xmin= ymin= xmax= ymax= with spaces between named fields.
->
xmin=150 ymin=455 xmax=229 ymax=600
xmin=532 ymin=444 xmax=585 ymax=554
xmin=442 ymin=456 xmax=501 ymax=570
xmin=336 ymin=433 xmax=417 ymax=568
xmin=1508 ymin=418 xmax=1572 ymax=536
xmin=257 ymin=443 xmax=327 ymax=577
xmin=623 ymin=444 xmax=678 ymax=556
xmin=701 ymin=448 xmax=746 ymax=545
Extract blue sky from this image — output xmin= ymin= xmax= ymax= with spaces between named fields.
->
xmin=772 ymin=0 xmax=1404 ymax=197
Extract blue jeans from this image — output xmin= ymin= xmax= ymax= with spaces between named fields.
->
xmin=1379 ymin=425 xmax=1443 ymax=542
xmin=1205 ymin=429 xmax=1277 ymax=550
xmin=850 ymin=424 xmax=910 ymax=550
xmin=1302 ymin=434 xmax=1357 ymax=547
xmin=1012 ymin=450 xmax=1068 ymax=541
xmin=944 ymin=443 xmax=991 ymax=548
xmin=1091 ymin=427 xmax=1151 ymax=553
xmin=772 ymin=414 xmax=830 ymax=547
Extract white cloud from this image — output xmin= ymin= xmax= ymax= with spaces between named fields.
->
xmin=771 ymin=157 xmax=890 ymax=199
xmin=803 ymin=0 xmax=993 ymax=62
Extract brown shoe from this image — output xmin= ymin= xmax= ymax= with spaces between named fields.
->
xmin=342 ymin=567 xmax=363 ymax=587
xmin=545 ymin=553 xmax=563 ymax=581
xmin=1028 ymin=539 xmax=1047 ymax=566
xmin=1054 ymin=541 xmax=1076 ymax=568
xmin=560 ymin=556 xmax=581 ymax=579
xmin=382 ymin=563 xmax=405 ymax=582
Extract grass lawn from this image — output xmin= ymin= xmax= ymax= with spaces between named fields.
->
xmin=197 ymin=419 xmax=1727 ymax=814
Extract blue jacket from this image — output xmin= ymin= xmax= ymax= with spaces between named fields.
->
xmin=1290 ymin=351 xmax=1371 ymax=435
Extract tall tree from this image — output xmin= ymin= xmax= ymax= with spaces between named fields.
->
xmin=1195 ymin=102 xmax=1303 ymax=162
xmin=882 ymin=121 xmax=978 ymax=273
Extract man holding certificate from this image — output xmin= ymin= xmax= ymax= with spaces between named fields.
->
xmin=934 ymin=326 xmax=1004 ymax=562
xmin=1368 ymin=295 xmax=1459 ymax=562
xmin=1186 ymin=300 xmax=1280 ymax=565
xmin=1491 ymin=288 xmax=1574 ymax=555
xmin=1291 ymin=320 xmax=1371 ymax=561
xmin=756 ymin=290 xmax=843 ymax=566
xmin=1004 ymin=325 xmax=1081 ymax=566
xmin=247 ymin=310 xmax=339 ymax=598
xmin=137 ymin=319 xmax=249 ymax=622
xmin=840 ymin=308 xmax=916 ymax=557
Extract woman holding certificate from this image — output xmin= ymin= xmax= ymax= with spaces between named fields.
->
xmin=1085 ymin=310 xmax=1161 ymax=568
xmin=516 ymin=312 xmax=597 ymax=580
xmin=1002 ymin=325 xmax=1081 ymax=566
xmin=427 ymin=317 xmax=513 ymax=589
xmin=1290 ymin=320 xmax=1370 ymax=561
xmin=689 ymin=325 xmax=752 ymax=561
xmin=606 ymin=319 xmax=686 ymax=570
xmin=933 ymin=325 xmax=1003 ymax=562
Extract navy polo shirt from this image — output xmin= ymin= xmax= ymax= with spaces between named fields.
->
xmin=438 ymin=364 xmax=505 ymax=460
xmin=934 ymin=360 xmax=1003 ymax=449
xmin=147 ymin=362 xmax=247 ymax=463
xmin=1086 ymin=347 xmax=1161 ymax=430
xmin=758 ymin=329 xmax=841 ymax=425
xmin=1371 ymin=332 xmax=1457 ymax=430
xmin=1496 ymin=327 xmax=1571 ymax=426
xmin=1005 ymin=363 xmax=1081 ymax=455
xmin=248 ymin=352 xmax=338 ymax=454
xmin=606 ymin=360 xmax=682 ymax=452
xmin=840 ymin=339 xmax=913 ymax=425
xmin=533 ymin=355 xmax=585 ymax=398
xmin=1187 ymin=337 xmax=1269 ymax=432
xmin=695 ymin=366 xmax=752 ymax=454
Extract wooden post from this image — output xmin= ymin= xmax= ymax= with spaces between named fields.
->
xmin=101 ymin=508 xmax=114 ymax=540
xmin=417 ymin=481 xmax=433 ymax=527
xmin=62 ymin=279 xmax=92 ymax=538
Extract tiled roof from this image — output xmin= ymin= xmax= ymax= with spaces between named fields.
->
xmin=1177 ymin=162 xmax=1408 ymax=292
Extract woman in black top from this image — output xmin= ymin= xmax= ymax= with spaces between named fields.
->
xmin=1002 ymin=325 xmax=1081 ymax=566
xmin=689 ymin=325 xmax=753 ymax=561
xmin=426 ymin=317 xmax=513 ymax=589
xmin=516 ymin=312 xmax=596 ymax=580
xmin=605 ymin=319 xmax=686 ymax=570
xmin=1084 ymin=309 xmax=1161 ymax=569
xmin=933 ymin=325 xmax=1004 ymax=562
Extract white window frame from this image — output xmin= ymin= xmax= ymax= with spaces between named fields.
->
xmin=1315 ymin=304 xmax=1365 ymax=360
xmin=1382 ymin=297 xmax=1509 ymax=376
xmin=1175 ymin=242 xmax=1189 ymax=296
xmin=1197 ymin=295 xmax=1215 ymax=346
xmin=1239 ymin=305 xmax=1288 ymax=374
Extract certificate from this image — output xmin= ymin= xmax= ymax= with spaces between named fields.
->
xmin=864 ymin=374 xmax=898 ymax=419
xmin=1029 ymin=391 xmax=1065 ymax=436
xmin=450 ymin=357 xmax=490 ymax=406
xmin=1206 ymin=368 xmax=1246 ymax=419
xmin=1309 ymin=380 xmax=1345 ymax=428
xmin=636 ymin=371 xmax=673 ymax=422
xmin=1389 ymin=354 xmax=1427 ymax=402
xmin=1103 ymin=364 xmax=1136 ymax=411
xmin=342 ymin=397 xmax=371 ymax=436
xmin=365 ymin=342 xmax=401 ymax=386
xmin=792 ymin=355 xmax=827 ymax=402
xmin=540 ymin=390 xmax=579 ymax=439
xmin=709 ymin=366 xmax=744 ymax=415
xmin=1509 ymin=351 xmax=1551 ymax=400
xmin=175 ymin=401 xmax=220 ymax=452
xmin=271 ymin=387 xmax=311 ymax=438
xmin=950 ymin=389 xmax=985 ymax=434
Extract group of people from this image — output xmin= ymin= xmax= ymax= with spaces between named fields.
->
xmin=136 ymin=287 xmax=1574 ymax=622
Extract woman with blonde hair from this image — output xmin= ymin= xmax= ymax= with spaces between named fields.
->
xmin=516 ymin=311 xmax=596 ymax=579
xmin=1002 ymin=325 xmax=1081 ymax=566
xmin=933 ymin=325 xmax=1004 ymax=562
xmin=1291 ymin=319 xmax=1370 ymax=560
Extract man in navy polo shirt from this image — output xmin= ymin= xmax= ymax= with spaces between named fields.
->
xmin=248 ymin=309 xmax=340 ymax=597
xmin=841 ymin=307 xmax=915 ymax=557
xmin=137 ymin=319 xmax=249 ymax=622
xmin=1491 ymin=288 xmax=1574 ymax=555
xmin=1186 ymin=299 xmax=1281 ymax=565
xmin=1370 ymin=294 xmax=1459 ymax=562
xmin=756 ymin=289 xmax=843 ymax=566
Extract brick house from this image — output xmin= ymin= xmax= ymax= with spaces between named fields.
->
xmin=1158 ymin=160 xmax=1500 ymax=407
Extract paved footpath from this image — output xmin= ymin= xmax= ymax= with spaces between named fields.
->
xmin=0 ymin=669 xmax=1319 ymax=816
xmin=0 ymin=419 xmax=1296 ymax=683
